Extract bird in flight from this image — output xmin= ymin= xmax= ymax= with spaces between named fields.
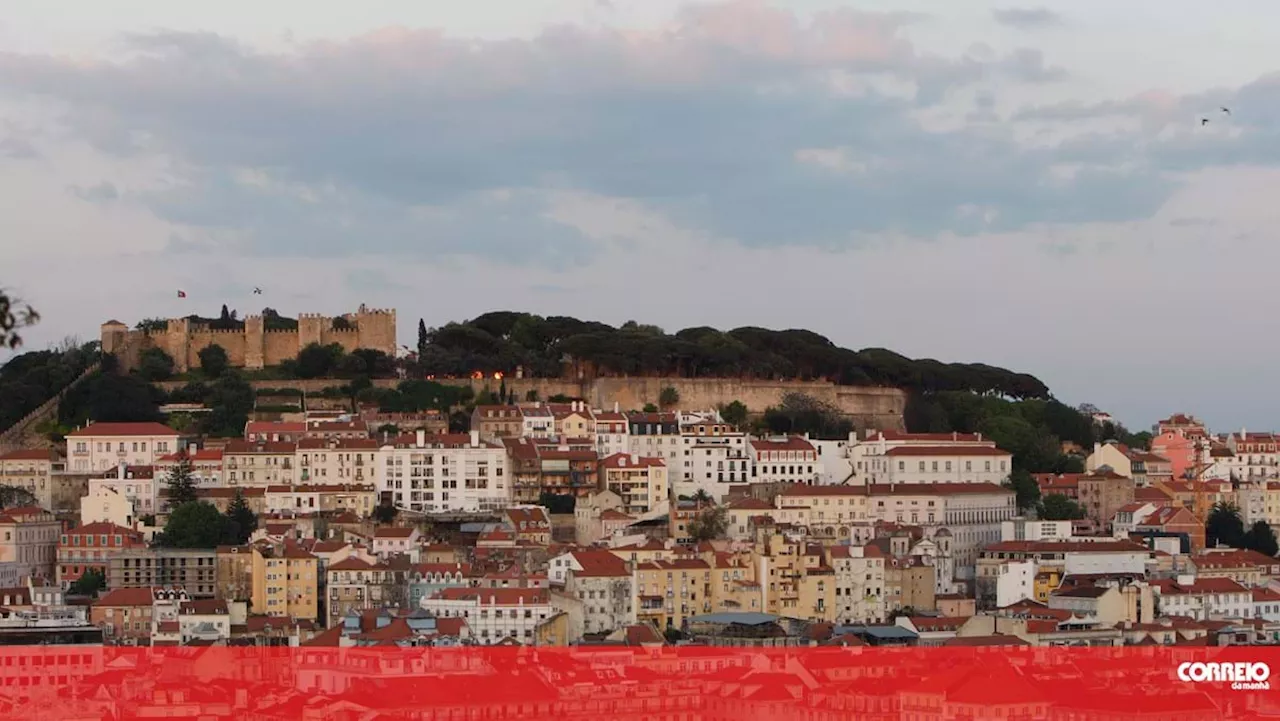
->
xmin=1221 ymin=107 xmax=1231 ymax=115
xmin=1201 ymin=118 xmax=1210 ymax=126
xmin=177 ymin=290 xmax=187 ymax=298
xmin=253 ymin=287 xmax=263 ymax=295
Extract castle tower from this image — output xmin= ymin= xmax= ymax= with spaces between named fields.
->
xmin=244 ymin=315 xmax=266 ymax=370
xmin=354 ymin=304 xmax=397 ymax=356
xmin=100 ymin=320 xmax=128 ymax=355
xmin=297 ymin=314 xmax=326 ymax=352
xmin=166 ymin=318 xmax=193 ymax=373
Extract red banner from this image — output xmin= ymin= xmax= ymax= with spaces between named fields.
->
xmin=0 ymin=646 xmax=1277 ymax=719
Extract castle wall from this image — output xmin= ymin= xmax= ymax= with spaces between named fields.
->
xmin=147 ymin=376 xmax=905 ymax=430
xmin=186 ymin=331 xmax=248 ymax=371
xmin=105 ymin=306 xmax=397 ymax=373
xmin=263 ymin=330 xmax=302 ymax=368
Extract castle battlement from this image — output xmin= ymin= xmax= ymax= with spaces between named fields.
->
xmin=103 ymin=307 xmax=397 ymax=374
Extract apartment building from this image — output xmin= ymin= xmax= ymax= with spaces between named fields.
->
xmin=420 ymin=588 xmax=554 ymax=645
xmin=66 ymin=422 xmax=181 ymax=473
xmin=298 ymin=438 xmax=379 ymax=484
xmin=0 ymin=449 xmax=59 ymax=510
xmin=222 ymin=440 xmax=296 ymax=487
xmin=749 ymin=436 xmax=820 ymax=485
xmin=153 ymin=449 xmax=224 ymax=487
xmin=57 ymin=522 xmax=145 ymax=590
xmin=252 ymin=543 xmax=319 ymax=622
xmin=598 ymin=454 xmax=669 ymax=516
xmin=107 ymin=548 xmax=218 ymax=598
xmin=378 ymin=430 xmax=509 ymax=513
xmin=0 ymin=506 xmax=60 ymax=582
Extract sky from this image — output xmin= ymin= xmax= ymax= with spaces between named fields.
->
xmin=2 ymin=0 xmax=1279 ymax=433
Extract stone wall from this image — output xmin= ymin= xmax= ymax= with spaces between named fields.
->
xmin=104 ymin=306 xmax=397 ymax=373
xmin=152 ymin=376 xmax=906 ymax=430
xmin=0 ymin=363 xmax=100 ymax=453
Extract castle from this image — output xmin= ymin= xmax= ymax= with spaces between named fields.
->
xmin=101 ymin=305 xmax=397 ymax=373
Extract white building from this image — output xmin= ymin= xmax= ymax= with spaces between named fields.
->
xmin=1110 ymin=503 xmax=1158 ymax=538
xmin=520 ymin=406 xmax=555 ymax=439
xmin=593 ymin=411 xmax=630 ymax=458
xmin=379 ymin=430 xmax=509 ymax=513
xmin=850 ymin=430 xmax=995 ymax=485
xmin=680 ymin=438 xmax=752 ymax=500
xmin=810 ymin=439 xmax=853 ymax=485
xmin=89 ymin=464 xmax=159 ymax=517
xmin=878 ymin=446 xmax=1012 ymax=486
xmin=66 ymin=422 xmax=181 ymax=473
xmin=867 ymin=482 xmax=1018 ymax=579
xmin=1000 ymin=518 xmax=1075 ymax=542
xmin=153 ymin=449 xmax=224 ymax=487
xmin=372 ymin=527 xmax=420 ymax=559
xmin=80 ymin=485 xmax=136 ymax=528
xmin=1153 ymin=576 xmax=1252 ymax=621
xmin=830 ymin=544 xmax=886 ymax=623
xmin=626 ymin=412 xmax=683 ymax=467
xmin=995 ymin=560 xmax=1036 ymax=608
xmin=560 ymin=550 xmax=636 ymax=639
xmin=420 ymin=588 xmax=554 ymax=644
xmin=749 ymin=436 xmax=820 ymax=485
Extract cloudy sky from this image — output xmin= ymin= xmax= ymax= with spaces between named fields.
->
xmin=2 ymin=0 xmax=1278 ymax=431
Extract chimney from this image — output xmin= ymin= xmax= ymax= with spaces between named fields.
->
xmin=470 ymin=430 xmax=480 ymax=448
xmin=415 ymin=429 xmax=426 ymax=448
xmin=117 ymin=461 xmax=126 ymax=480
xmin=614 ymin=401 xmax=619 ymax=413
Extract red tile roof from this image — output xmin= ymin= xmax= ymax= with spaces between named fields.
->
xmin=883 ymin=446 xmax=1009 ymax=457
xmin=0 ymin=449 xmax=58 ymax=462
xmin=95 ymin=587 xmax=156 ymax=607
xmin=68 ymin=422 xmax=179 ymax=437
xmin=868 ymin=483 xmax=1012 ymax=496
xmin=750 ymin=437 xmax=817 ymax=452
xmin=1152 ymin=578 xmax=1250 ymax=595
xmin=599 ymin=453 xmax=666 ymax=469
xmin=430 ymin=588 xmax=549 ymax=605
xmin=222 ymin=440 xmax=297 ymax=454
xmin=984 ymin=540 xmax=1150 ymax=554
xmin=374 ymin=527 xmax=417 ymax=539
xmin=570 ymin=550 xmax=631 ymax=578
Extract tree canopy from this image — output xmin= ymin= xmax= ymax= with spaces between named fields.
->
xmin=165 ymin=452 xmax=200 ymax=506
xmin=157 ymin=502 xmax=226 ymax=548
xmin=199 ymin=344 xmax=229 ymax=379
xmin=687 ymin=505 xmax=729 ymax=541
xmin=1039 ymin=493 xmax=1086 ymax=521
xmin=0 ymin=340 xmax=98 ymax=431
xmin=224 ymin=489 xmax=258 ymax=545
xmin=414 ymin=312 xmax=1051 ymax=398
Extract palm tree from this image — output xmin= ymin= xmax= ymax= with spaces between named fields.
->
xmin=1207 ymin=501 xmax=1245 ymax=548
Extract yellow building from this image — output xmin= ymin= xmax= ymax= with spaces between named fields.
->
xmin=216 ymin=545 xmax=255 ymax=602
xmin=252 ymin=543 xmax=319 ymax=622
xmin=0 ymin=450 xmax=59 ymax=510
xmin=634 ymin=554 xmax=761 ymax=631
xmin=774 ymin=485 xmax=871 ymax=540
xmin=1034 ymin=569 xmax=1063 ymax=603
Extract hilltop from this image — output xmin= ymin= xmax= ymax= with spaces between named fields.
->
xmin=415 ymin=312 xmax=1050 ymax=399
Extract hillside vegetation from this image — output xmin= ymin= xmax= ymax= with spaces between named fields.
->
xmin=417 ymin=312 xmax=1050 ymax=399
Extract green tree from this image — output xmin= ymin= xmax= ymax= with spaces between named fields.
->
xmin=59 ymin=371 xmax=163 ymax=425
xmin=165 ymin=452 xmax=199 ymax=506
xmin=1207 ymin=502 xmax=1246 ymax=549
xmin=538 ymin=492 xmax=575 ymax=514
xmin=1004 ymin=468 xmax=1041 ymax=512
xmin=204 ymin=371 xmax=254 ymax=437
xmin=888 ymin=606 xmax=918 ymax=621
xmin=659 ymin=386 xmax=680 ymax=409
xmin=199 ymin=343 xmax=229 ymax=379
xmin=135 ymin=318 xmax=168 ymax=333
xmin=137 ymin=347 xmax=175 ymax=381
xmin=1243 ymin=520 xmax=1279 ymax=557
xmin=687 ymin=506 xmax=728 ymax=542
xmin=691 ymin=489 xmax=713 ymax=506
xmin=1039 ymin=493 xmax=1086 ymax=521
xmin=373 ymin=498 xmax=399 ymax=524
xmin=642 ymin=403 xmax=658 ymax=413
xmin=417 ymin=319 xmax=429 ymax=361
xmin=223 ymin=489 xmax=258 ymax=545
xmin=296 ymin=343 xmax=343 ymax=379
xmin=720 ymin=400 xmax=749 ymax=427
xmin=332 ymin=316 xmax=354 ymax=331
xmin=68 ymin=568 xmax=107 ymax=597
xmin=0 ymin=289 xmax=38 ymax=349
xmin=158 ymin=501 xmax=227 ymax=548
xmin=0 ymin=486 xmax=37 ymax=510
